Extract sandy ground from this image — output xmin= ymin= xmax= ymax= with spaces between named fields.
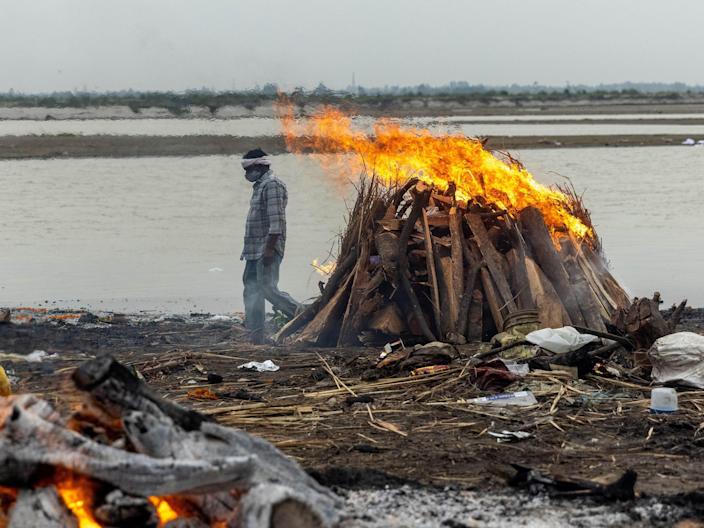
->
xmin=2 ymin=308 xmax=704 ymax=525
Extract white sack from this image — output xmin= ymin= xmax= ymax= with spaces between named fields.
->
xmin=525 ymin=326 xmax=598 ymax=354
xmin=649 ymin=332 xmax=704 ymax=389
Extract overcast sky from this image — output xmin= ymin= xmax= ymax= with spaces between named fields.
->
xmin=2 ymin=0 xmax=703 ymax=93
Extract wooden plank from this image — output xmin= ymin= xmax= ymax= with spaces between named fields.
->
xmin=421 ymin=209 xmax=443 ymax=337
xmin=467 ymin=289 xmax=484 ymax=341
xmin=435 ymin=250 xmax=458 ymax=338
xmin=479 ymin=267 xmax=504 ymax=332
xmin=518 ymin=207 xmax=586 ymax=326
xmin=525 ymin=256 xmax=571 ymax=328
xmin=449 ymin=207 xmax=465 ymax=332
xmin=465 ymin=213 xmax=517 ymax=313
xmin=506 ymin=219 xmax=536 ymax=310
xmin=297 ymin=270 xmax=355 ymax=345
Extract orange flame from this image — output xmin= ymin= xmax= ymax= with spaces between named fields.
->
xmin=279 ymin=105 xmax=592 ymax=240
xmin=55 ymin=476 xmax=101 ymax=528
xmin=149 ymin=497 xmax=179 ymax=525
xmin=312 ymin=258 xmax=336 ymax=276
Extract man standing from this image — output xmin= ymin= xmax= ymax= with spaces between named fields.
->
xmin=240 ymin=148 xmax=299 ymax=344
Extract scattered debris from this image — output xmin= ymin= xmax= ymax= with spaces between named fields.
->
xmin=206 ymin=372 xmax=224 ymax=384
xmin=468 ymin=390 xmax=538 ymax=407
xmin=509 ymin=464 xmax=637 ymax=501
xmin=488 ymin=430 xmax=532 ymax=443
xmin=187 ymin=387 xmax=219 ymax=400
xmin=238 ymin=359 xmax=280 ymax=372
xmin=25 ymin=350 xmax=56 ymax=362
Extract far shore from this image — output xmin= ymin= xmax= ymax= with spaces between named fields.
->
xmin=2 ymin=99 xmax=704 ymax=121
xmin=0 ymin=133 xmax=695 ymax=160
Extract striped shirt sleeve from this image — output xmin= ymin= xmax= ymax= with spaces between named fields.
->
xmin=263 ymin=180 xmax=287 ymax=235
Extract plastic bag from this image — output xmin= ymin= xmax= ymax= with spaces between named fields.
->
xmin=237 ymin=360 xmax=280 ymax=372
xmin=468 ymin=390 xmax=538 ymax=407
xmin=525 ymin=326 xmax=598 ymax=354
xmin=649 ymin=332 xmax=704 ymax=388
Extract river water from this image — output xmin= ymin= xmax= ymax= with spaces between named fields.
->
xmin=1 ymin=147 xmax=702 ymax=312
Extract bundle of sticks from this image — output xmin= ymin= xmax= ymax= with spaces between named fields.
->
xmin=277 ymin=177 xmax=631 ymax=347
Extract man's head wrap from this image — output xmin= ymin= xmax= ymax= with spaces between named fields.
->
xmin=241 ymin=148 xmax=271 ymax=169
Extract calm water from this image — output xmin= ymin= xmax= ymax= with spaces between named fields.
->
xmin=2 ymin=117 xmax=704 ymax=138
xmin=1 ymin=148 xmax=702 ymax=312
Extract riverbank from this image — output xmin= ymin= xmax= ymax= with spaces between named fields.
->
xmin=0 ymin=133 xmax=697 ymax=160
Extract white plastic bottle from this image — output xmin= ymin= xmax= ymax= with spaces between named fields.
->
xmin=650 ymin=388 xmax=678 ymax=413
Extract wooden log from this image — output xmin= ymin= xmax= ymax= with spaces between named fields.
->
xmin=396 ymin=190 xmax=436 ymax=342
xmin=449 ymin=207 xmax=465 ymax=332
xmin=559 ymin=241 xmax=608 ymax=331
xmin=367 ymin=302 xmax=405 ymax=336
xmin=457 ymin=260 xmax=483 ymax=338
xmin=435 ymin=250 xmax=457 ymax=338
xmin=467 ymin=289 xmax=484 ymax=341
xmin=337 ymin=241 xmax=372 ymax=346
xmin=580 ymin=242 xmax=631 ymax=310
xmin=479 ymin=267 xmax=504 ymax=332
xmin=506 ymin=219 xmax=536 ymax=311
xmin=8 ymin=486 xmax=77 ymax=528
xmin=421 ymin=209 xmax=442 ymax=336
xmin=297 ymin=271 xmax=354 ymax=346
xmin=465 ymin=213 xmax=517 ymax=314
xmin=73 ymin=354 xmax=208 ymax=431
xmin=274 ymin=247 xmax=358 ymax=343
xmin=525 ymin=256 xmax=571 ymax=328
xmin=611 ymin=297 xmax=672 ymax=349
xmin=518 ymin=207 xmax=586 ymax=326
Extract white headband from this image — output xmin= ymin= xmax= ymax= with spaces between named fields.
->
xmin=241 ymin=157 xmax=271 ymax=169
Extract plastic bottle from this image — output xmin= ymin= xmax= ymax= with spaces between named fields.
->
xmin=650 ymin=387 xmax=678 ymax=413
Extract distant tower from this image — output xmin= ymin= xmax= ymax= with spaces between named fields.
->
xmin=351 ymin=72 xmax=357 ymax=95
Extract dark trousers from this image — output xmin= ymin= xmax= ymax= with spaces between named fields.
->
xmin=243 ymin=255 xmax=299 ymax=343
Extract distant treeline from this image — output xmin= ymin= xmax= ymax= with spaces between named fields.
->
xmin=1 ymin=82 xmax=704 ymax=111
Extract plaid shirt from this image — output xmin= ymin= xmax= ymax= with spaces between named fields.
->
xmin=241 ymin=170 xmax=287 ymax=261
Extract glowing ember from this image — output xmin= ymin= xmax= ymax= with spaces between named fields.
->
xmin=312 ymin=258 xmax=336 ymax=276
xmin=149 ymin=497 xmax=179 ymax=525
xmin=280 ymin=105 xmax=592 ymax=241
xmin=55 ymin=477 xmax=100 ymax=528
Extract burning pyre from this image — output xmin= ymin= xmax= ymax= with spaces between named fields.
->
xmin=276 ymin=107 xmax=632 ymax=347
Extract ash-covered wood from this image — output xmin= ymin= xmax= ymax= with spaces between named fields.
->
xmin=8 ymin=486 xmax=77 ymax=528
xmin=94 ymin=489 xmax=158 ymax=527
xmin=0 ymin=356 xmax=341 ymax=528
xmin=279 ymin=176 xmax=632 ymax=347
xmin=0 ymin=395 xmax=255 ymax=497
xmin=76 ymin=356 xmax=339 ymax=527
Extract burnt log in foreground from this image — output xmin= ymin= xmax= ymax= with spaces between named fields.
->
xmin=0 ymin=356 xmax=340 ymax=528
xmin=276 ymin=177 xmax=633 ymax=347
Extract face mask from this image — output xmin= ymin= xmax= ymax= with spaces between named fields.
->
xmin=245 ymin=168 xmax=265 ymax=182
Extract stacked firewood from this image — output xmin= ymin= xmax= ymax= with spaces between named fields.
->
xmin=277 ymin=177 xmax=632 ymax=347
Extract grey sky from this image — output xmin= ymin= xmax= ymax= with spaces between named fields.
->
xmin=2 ymin=0 xmax=703 ymax=93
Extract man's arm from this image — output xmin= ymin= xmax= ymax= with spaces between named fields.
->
xmin=262 ymin=181 xmax=286 ymax=262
